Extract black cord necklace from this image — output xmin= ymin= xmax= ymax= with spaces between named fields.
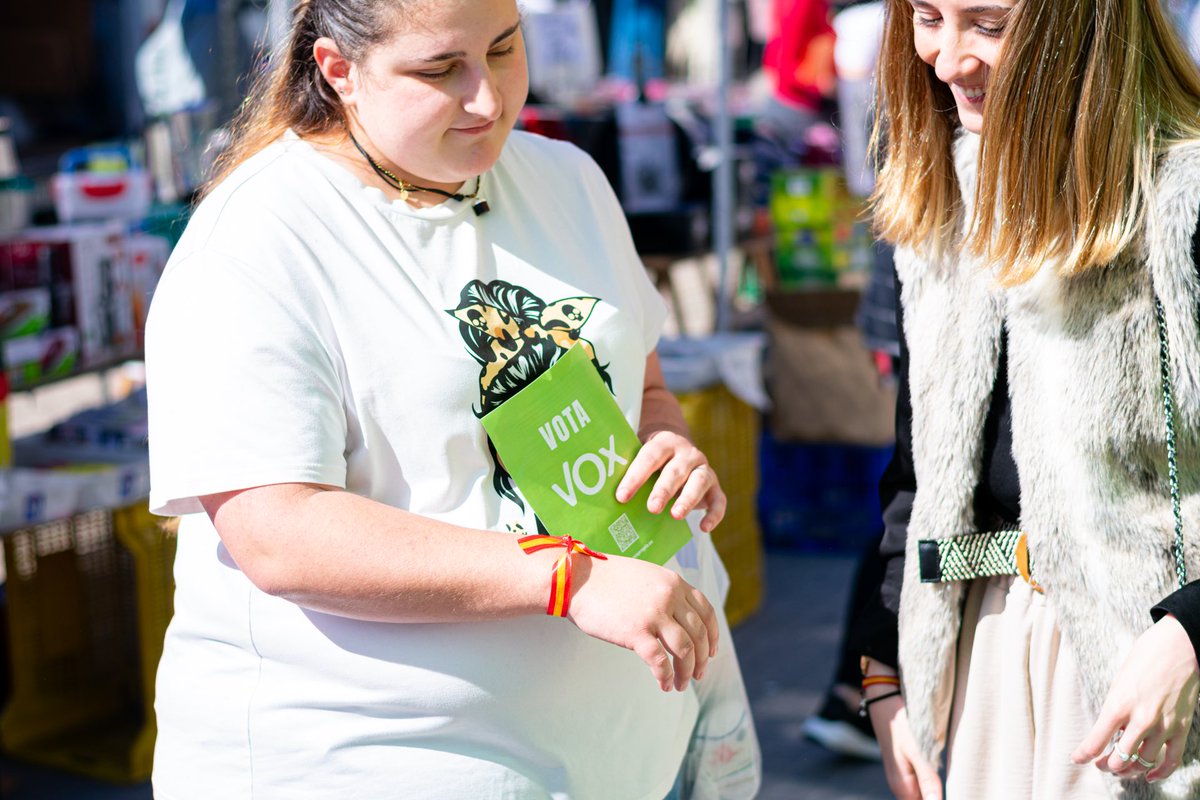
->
xmin=346 ymin=130 xmax=490 ymax=216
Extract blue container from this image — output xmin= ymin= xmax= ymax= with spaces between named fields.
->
xmin=757 ymin=431 xmax=894 ymax=553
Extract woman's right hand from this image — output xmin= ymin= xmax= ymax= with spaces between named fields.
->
xmin=868 ymin=691 xmax=943 ymax=800
xmin=566 ymin=554 xmax=719 ymax=692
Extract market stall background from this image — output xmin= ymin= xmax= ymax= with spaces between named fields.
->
xmin=0 ymin=0 xmax=1001 ymax=796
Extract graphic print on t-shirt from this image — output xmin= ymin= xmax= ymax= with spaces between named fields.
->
xmin=447 ymin=278 xmax=614 ymax=513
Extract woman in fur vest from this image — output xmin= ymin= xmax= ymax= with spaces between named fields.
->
xmin=854 ymin=0 xmax=1200 ymax=797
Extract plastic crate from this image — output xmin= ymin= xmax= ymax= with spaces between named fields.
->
xmin=757 ymin=432 xmax=893 ymax=553
xmin=0 ymin=501 xmax=175 ymax=783
xmin=675 ymin=384 xmax=765 ymax=626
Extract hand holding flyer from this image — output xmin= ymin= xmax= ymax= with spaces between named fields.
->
xmin=482 ymin=345 xmax=691 ymax=565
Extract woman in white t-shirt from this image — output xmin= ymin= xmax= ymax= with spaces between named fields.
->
xmin=145 ymin=1 xmax=760 ymax=799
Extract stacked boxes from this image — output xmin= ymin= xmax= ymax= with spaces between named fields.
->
xmin=0 ymin=222 xmax=163 ymax=387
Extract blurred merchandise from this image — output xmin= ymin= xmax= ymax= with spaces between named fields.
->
xmin=0 ymin=389 xmax=150 ymax=528
xmin=3 ymin=327 xmax=80 ymax=389
xmin=46 ymin=387 xmax=149 ymax=451
xmin=609 ymin=0 xmax=667 ymax=83
xmin=832 ymin=2 xmax=885 ymax=198
xmin=769 ymin=167 xmax=872 ymax=287
xmin=662 ymin=334 xmax=768 ymax=625
xmin=4 ymin=223 xmax=138 ymax=367
xmin=0 ymin=288 xmax=51 ymax=340
xmin=0 ymin=175 xmax=35 ymax=235
xmin=51 ymin=144 xmax=153 ymax=224
xmin=616 ymin=101 xmax=683 ymax=213
xmin=0 ymin=118 xmax=34 ymax=234
xmin=143 ymin=105 xmax=222 ymax=204
xmin=523 ymin=1 xmax=604 ymax=104
xmin=127 ymin=233 xmax=171 ymax=349
xmin=134 ymin=0 xmax=207 ymax=118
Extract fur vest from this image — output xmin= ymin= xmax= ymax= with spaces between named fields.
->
xmin=895 ymin=132 xmax=1200 ymax=799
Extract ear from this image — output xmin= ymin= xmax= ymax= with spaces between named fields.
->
xmin=314 ymin=36 xmax=355 ymax=100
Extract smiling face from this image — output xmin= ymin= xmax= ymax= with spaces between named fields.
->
xmin=908 ymin=0 xmax=1015 ymax=133
xmin=337 ymin=0 xmax=528 ymax=192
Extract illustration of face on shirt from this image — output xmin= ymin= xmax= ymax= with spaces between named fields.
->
xmin=447 ymin=279 xmax=614 ymax=514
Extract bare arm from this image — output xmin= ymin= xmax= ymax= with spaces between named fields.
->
xmin=201 ymin=481 xmax=719 ymax=691
xmin=201 ymin=483 xmax=555 ymax=622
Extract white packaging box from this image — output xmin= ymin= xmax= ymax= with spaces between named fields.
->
xmin=16 ymin=223 xmax=136 ymax=366
xmin=51 ymin=170 xmax=153 ymax=223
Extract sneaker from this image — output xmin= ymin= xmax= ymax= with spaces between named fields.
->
xmin=802 ymin=692 xmax=882 ymax=761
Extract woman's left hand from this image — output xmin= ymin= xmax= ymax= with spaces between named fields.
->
xmin=615 ymin=429 xmax=727 ymax=533
xmin=1071 ymin=615 xmax=1200 ymax=782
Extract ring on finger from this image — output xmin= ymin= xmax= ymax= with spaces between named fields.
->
xmin=1113 ymin=743 xmax=1133 ymax=763
xmin=1135 ymin=752 xmax=1158 ymax=769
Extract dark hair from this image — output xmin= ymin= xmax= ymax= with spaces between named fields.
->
xmin=203 ymin=0 xmax=404 ymax=195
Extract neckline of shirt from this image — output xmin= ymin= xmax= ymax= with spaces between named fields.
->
xmin=282 ymin=129 xmax=485 ymax=223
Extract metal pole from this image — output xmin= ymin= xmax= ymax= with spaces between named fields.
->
xmin=713 ymin=0 xmax=735 ymax=333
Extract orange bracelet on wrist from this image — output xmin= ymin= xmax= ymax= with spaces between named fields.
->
xmin=517 ymin=534 xmax=608 ymax=617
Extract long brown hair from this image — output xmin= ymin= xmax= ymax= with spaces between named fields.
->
xmin=202 ymin=0 xmax=405 ymax=197
xmin=871 ymin=0 xmax=1200 ymax=283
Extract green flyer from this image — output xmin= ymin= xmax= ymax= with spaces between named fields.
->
xmin=481 ymin=345 xmax=691 ymax=566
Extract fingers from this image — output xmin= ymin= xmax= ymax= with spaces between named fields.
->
xmin=631 ymin=636 xmax=674 ymax=692
xmin=1131 ymin=727 xmax=1169 ymax=777
xmin=615 ymin=432 xmax=720 ymax=523
xmin=615 ymin=443 xmax=666 ymax=503
xmin=1146 ymin=734 xmax=1187 ymax=783
xmin=889 ymin=769 xmax=925 ymax=800
xmin=688 ymin=585 xmax=720 ymax=658
xmin=646 ymin=455 xmax=705 ymax=515
xmin=912 ymin=752 xmax=944 ymax=800
xmin=1073 ymin=708 xmax=1124 ymax=765
xmin=658 ymin=617 xmax=700 ymax=691
xmin=1106 ymin=721 xmax=1149 ymax=774
xmin=669 ymin=464 xmax=715 ymax=519
xmin=699 ymin=484 xmax=727 ymax=532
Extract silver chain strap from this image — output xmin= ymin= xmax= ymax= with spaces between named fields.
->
xmin=1154 ymin=297 xmax=1188 ymax=590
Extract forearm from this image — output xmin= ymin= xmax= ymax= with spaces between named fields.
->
xmin=203 ymin=484 xmax=560 ymax=623
xmin=638 ymin=352 xmax=690 ymax=442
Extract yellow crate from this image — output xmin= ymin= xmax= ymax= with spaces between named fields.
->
xmin=0 ymin=501 xmax=176 ymax=783
xmin=675 ymin=385 xmax=765 ymax=626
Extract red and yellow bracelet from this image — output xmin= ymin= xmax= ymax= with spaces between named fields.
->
xmin=861 ymin=675 xmax=901 ymax=691
xmin=517 ymin=534 xmax=608 ymax=617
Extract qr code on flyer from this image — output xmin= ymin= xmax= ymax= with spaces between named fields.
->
xmin=609 ymin=514 xmax=640 ymax=553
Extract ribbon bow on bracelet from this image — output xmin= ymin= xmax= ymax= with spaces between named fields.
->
xmin=517 ymin=534 xmax=608 ymax=617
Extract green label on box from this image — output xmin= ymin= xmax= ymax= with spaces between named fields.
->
xmin=481 ymin=345 xmax=690 ymax=565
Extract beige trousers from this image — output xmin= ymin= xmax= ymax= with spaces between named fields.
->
xmin=944 ymin=576 xmax=1111 ymax=799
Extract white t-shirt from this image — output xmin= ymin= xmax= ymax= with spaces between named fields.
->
xmin=146 ymin=130 xmax=695 ymax=800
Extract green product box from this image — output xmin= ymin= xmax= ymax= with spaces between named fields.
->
xmin=482 ymin=345 xmax=691 ymax=565
xmin=3 ymin=327 xmax=80 ymax=389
